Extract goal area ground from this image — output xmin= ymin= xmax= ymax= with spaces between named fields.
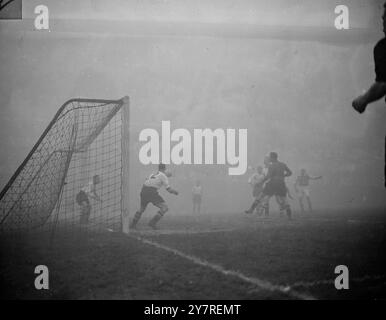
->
xmin=1 ymin=209 xmax=385 ymax=300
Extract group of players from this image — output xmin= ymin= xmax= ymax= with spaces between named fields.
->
xmin=75 ymin=151 xmax=321 ymax=229
xmin=245 ymin=153 xmax=322 ymax=219
xmin=75 ymin=1 xmax=386 ymax=230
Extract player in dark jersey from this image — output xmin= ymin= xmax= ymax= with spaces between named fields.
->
xmin=259 ymin=152 xmax=293 ymax=219
xmin=76 ymin=175 xmax=102 ymax=224
xmin=352 ymin=3 xmax=386 ymax=113
xmin=294 ymin=169 xmax=322 ymax=213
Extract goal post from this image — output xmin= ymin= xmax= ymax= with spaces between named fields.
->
xmin=0 ymin=97 xmax=130 ymax=234
xmin=121 ymin=96 xmax=130 ymax=234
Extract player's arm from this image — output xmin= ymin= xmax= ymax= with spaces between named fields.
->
xmin=166 ymin=186 xmax=178 ymax=195
xmin=309 ymin=175 xmax=322 ymax=180
xmin=248 ymin=174 xmax=256 ymax=185
xmin=262 ymin=168 xmax=272 ymax=183
xmin=163 ymin=175 xmax=178 ymax=195
xmin=284 ymin=165 xmax=292 ymax=178
xmin=352 ymin=82 xmax=386 ymax=113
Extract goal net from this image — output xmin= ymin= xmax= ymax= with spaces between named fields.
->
xmin=0 ymin=97 xmax=130 ymax=234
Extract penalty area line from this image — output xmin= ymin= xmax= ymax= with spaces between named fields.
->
xmin=128 ymin=234 xmax=316 ymax=300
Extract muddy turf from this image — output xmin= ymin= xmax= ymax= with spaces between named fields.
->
xmin=1 ymin=208 xmax=385 ymax=300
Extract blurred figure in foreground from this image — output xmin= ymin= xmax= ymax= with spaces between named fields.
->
xmin=352 ymin=3 xmax=386 ymax=113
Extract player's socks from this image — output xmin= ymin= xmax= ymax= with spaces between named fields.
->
xmin=256 ymin=206 xmax=264 ymax=216
xmin=130 ymin=211 xmax=142 ymax=228
xmin=149 ymin=211 xmax=163 ymax=229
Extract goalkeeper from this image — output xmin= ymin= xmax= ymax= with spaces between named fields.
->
xmin=130 ymin=163 xmax=178 ymax=230
xmin=76 ymin=174 xmax=102 ymax=224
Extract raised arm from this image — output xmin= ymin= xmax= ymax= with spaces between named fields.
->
xmin=284 ymin=165 xmax=292 ymax=178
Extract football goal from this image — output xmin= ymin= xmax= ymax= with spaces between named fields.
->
xmin=0 ymin=97 xmax=130 ymax=234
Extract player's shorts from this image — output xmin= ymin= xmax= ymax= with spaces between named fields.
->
xmin=263 ymin=179 xmax=287 ymax=197
xmin=76 ymin=191 xmax=90 ymax=206
xmin=297 ymin=185 xmax=310 ymax=197
xmin=140 ymin=185 xmax=165 ymax=208
xmin=192 ymin=194 xmax=202 ymax=203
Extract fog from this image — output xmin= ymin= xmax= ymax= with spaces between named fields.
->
xmin=0 ymin=0 xmax=385 ymax=217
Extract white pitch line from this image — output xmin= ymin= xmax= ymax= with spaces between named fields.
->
xmin=129 ymin=234 xmax=316 ymax=300
xmin=131 ymin=228 xmax=236 ymax=236
xmin=288 ymin=274 xmax=386 ymax=289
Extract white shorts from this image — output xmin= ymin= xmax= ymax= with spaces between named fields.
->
xmin=297 ymin=185 xmax=310 ymax=197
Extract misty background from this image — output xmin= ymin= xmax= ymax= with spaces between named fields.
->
xmin=0 ymin=0 xmax=385 ymax=216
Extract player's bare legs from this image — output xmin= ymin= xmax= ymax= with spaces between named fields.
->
xmin=80 ymin=202 xmax=91 ymax=224
xmin=306 ymin=196 xmax=313 ymax=212
xmin=276 ymin=196 xmax=292 ymax=220
xmin=245 ymin=196 xmax=261 ymax=214
xmin=148 ymin=202 xmax=168 ymax=230
xmin=259 ymin=195 xmax=270 ymax=216
xmin=130 ymin=204 xmax=147 ymax=229
xmin=298 ymin=192 xmax=305 ymax=213
xmin=192 ymin=196 xmax=201 ymax=215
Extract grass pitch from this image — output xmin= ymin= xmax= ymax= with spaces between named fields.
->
xmin=1 ymin=208 xmax=385 ymax=299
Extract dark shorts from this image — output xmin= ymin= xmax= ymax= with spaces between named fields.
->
xmin=140 ymin=185 xmax=165 ymax=208
xmin=76 ymin=191 xmax=90 ymax=206
xmin=263 ymin=179 xmax=287 ymax=197
xmin=193 ymin=194 xmax=202 ymax=203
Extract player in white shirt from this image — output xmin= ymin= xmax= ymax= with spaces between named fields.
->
xmin=130 ymin=163 xmax=178 ymax=230
xmin=294 ymin=168 xmax=322 ymax=212
xmin=76 ymin=175 xmax=102 ymax=224
xmin=192 ymin=180 xmax=203 ymax=215
xmin=245 ymin=165 xmax=265 ymax=214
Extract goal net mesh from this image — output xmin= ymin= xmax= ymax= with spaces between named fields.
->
xmin=0 ymin=98 xmax=125 ymax=234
